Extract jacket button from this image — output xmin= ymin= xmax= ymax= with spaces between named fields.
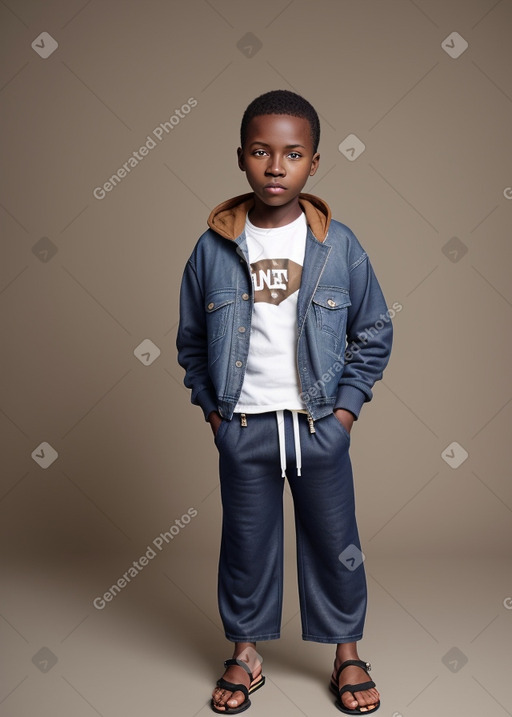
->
xmin=327 ymin=299 xmax=336 ymax=307
xmin=207 ymin=302 xmax=214 ymax=310
xmin=242 ymin=293 xmax=249 ymax=301
xmin=235 ymin=360 xmax=243 ymax=368
xmin=238 ymin=326 xmax=246 ymax=333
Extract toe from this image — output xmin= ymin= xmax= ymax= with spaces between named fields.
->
xmin=212 ymin=688 xmax=227 ymax=710
xmin=341 ymin=687 xmax=380 ymax=711
xmin=212 ymin=686 xmax=246 ymax=711
xmin=341 ymin=691 xmax=359 ymax=710
xmin=226 ymin=690 xmax=246 ymax=708
xmin=352 ymin=687 xmax=380 ymax=710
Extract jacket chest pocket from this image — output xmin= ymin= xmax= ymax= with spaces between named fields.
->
xmin=311 ymin=286 xmax=351 ymax=356
xmin=205 ymin=289 xmax=236 ymax=344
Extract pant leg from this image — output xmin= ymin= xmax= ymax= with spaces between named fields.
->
xmin=285 ymin=411 xmax=367 ymax=644
xmin=216 ymin=412 xmax=285 ymax=641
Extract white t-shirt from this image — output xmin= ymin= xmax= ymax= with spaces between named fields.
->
xmin=234 ymin=211 xmax=307 ymax=413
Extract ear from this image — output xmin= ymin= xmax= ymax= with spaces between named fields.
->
xmin=237 ymin=147 xmax=245 ymax=172
xmin=309 ymin=152 xmax=320 ymax=176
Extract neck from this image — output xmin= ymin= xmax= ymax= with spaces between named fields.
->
xmin=248 ymin=196 xmax=302 ymax=228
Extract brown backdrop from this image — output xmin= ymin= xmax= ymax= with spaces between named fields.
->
xmin=1 ymin=1 xmax=511 ymax=716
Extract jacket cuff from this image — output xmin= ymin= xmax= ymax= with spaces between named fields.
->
xmin=334 ymin=385 xmax=367 ymax=419
xmin=196 ymin=389 xmax=218 ymax=422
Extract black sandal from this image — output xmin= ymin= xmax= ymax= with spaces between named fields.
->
xmin=211 ymin=658 xmax=266 ymax=714
xmin=329 ymin=659 xmax=380 ymax=714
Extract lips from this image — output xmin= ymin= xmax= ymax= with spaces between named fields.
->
xmin=264 ymin=183 xmax=287 ymax=193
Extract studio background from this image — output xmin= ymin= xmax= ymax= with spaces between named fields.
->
xmin=1 ymin=1 xmax=511 ymax=716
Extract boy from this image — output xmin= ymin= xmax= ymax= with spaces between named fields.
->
xmin=177 ymin=90 xmax=392 ymax=714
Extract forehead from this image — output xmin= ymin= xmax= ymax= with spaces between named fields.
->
xmin=245 ymin=114 xmax=313 ymax=148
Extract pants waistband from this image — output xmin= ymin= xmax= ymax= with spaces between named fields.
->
xmin=234 ymin=410 xmax=315 ymax=478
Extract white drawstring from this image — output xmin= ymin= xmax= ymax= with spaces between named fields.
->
xmin=275 ymin=410 xmax=302 ymax=477
xmin=276 ymin=410 xmax=287 ymax=477
xmin=292 ymin=411 xmax=302 ymax=476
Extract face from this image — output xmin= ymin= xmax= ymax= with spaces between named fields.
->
xmin=237 ymin=114 xmax=320 ymax=210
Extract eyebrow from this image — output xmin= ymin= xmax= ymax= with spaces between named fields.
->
xmin=249 ymin=141 xmax=307 ymax=149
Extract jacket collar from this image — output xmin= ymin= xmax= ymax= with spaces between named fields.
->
xmin=207 ymin=192 xmax=331 ymax=242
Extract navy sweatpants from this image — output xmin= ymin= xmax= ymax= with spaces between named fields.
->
xmin=214 ymin=410 xmax=367 ymax=644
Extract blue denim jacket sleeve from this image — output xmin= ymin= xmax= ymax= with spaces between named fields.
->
xmin=334 ymin=238 xmax=393 ymax=418
xmin=176 ymin=256 xmax=218 ymax=421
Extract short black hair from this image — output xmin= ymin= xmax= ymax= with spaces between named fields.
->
xmin=240 ymin=89 xmax=320 ymax=154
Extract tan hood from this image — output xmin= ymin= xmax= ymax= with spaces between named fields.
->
xmin=207 ymin=192 xmax=331 ymax=242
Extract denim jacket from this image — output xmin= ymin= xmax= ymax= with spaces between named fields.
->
xmin=177 ymin=192 xmax=393 ymax=423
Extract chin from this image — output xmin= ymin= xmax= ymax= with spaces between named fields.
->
xmin=257 ymin=192 xmax=292 ymax=205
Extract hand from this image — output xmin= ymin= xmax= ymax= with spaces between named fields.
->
xmin=208 ymin=411 xmax=222 ymax=437
xmin=333 ymin=408 xmax=355 ymax=434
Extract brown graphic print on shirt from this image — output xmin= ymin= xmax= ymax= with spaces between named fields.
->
xmin=251 ymin=258 xmax=302 ymax=305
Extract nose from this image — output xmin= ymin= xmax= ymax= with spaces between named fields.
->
xmin=266 ymin=153 xmax=285 ymax=176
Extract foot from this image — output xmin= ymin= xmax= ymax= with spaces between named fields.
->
xmin=332 ymin=659 xmax=380 ymax=713
xmin=212 ymin=645 xmax=263 ymax=712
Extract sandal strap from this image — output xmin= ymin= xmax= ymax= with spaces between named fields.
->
xmin=215 ymin=677 xmax=249 ymax=699
xmin=334 ymin=659 xmax=371 ymax=683
xmin=224 ymin=658 xmax=254 ymax=683
xmin=339 ymin=679 xmax=376 ymax=697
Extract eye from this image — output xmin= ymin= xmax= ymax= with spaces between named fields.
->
xmin=288 ymin=152 xmax=302 ymax=160
xmin=253 ymin=149 xmax=268 ymax=157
